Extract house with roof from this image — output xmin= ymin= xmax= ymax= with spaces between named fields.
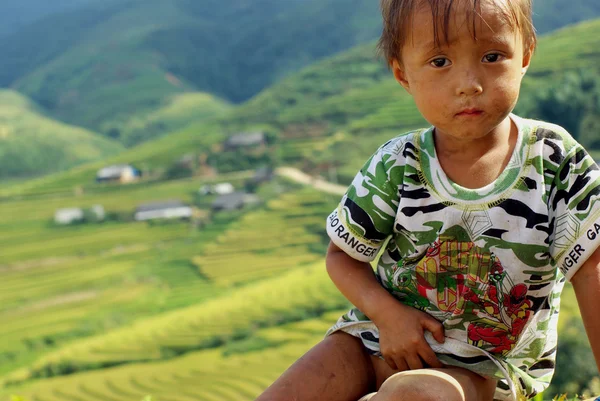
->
xmin=211 ymin=192 xmax=247 ymax=212
xmin=223 ymin=131 xmax=266 ymax=151
xmin=134 ymin=200 xmax=193 ymax=221
xmin=249 ymin=166 xmax=273 ymax=185
xmin=54 ymin=205 xmax=105 ymax=225
xmin=96 ymin=164 xmax=141 ymax=184
xmin=199 ymin=182 xmax=235 ymax=196
xmin=54 ymin=208 xmax=84 ymax=225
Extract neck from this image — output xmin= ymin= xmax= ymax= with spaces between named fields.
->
xmin=434 ymin=117 xmax=515 ymax=161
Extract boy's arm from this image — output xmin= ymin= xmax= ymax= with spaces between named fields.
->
xmin=571 ymin=245 xmax=600 ymax=373
xmin=326 ymin=241 xmax=445 ymax=371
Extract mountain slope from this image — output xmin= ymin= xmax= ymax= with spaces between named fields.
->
xmin=2 ymin=18 xmax=600 ymax=195
xmin=0 ymin=90 xmax=123 ymax=179
xmin=2 ymin=0 xmax=600 ymax=145
xmin=0 ymin=0 xmax=378 ymax=141
xmin=105 ymin=92 xmax=232 ymax=146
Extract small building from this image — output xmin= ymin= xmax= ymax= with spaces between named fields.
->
xmin=211 ymin=192 xmax=247 ymax=212
xmin=54 ymin=208 xmax=84 ymax=225
xmin=245 ymin=166 xmax=274 ymax=192
xmin=223 ymin=131 xmax=266 ymax=150
xmin=89 ymin=205 xmax=106 ymax=222
xmin=251 ymin=166 xmax=273 ymax=184
xmin=96 ymin=164 xmax=141 ymax=184
xmin=134 ymin=200 xmax=193 ymax=221
xmin=199 ymin=182 xmax=235 ymax=196
xmin=176 ymin=154 xmax=197 ymax=169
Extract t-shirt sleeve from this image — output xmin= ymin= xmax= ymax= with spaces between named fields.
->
xmin=548 ymin=145 xmax=600 ymax=281
xmin=326 ymin=142 xmax=403 ymax=262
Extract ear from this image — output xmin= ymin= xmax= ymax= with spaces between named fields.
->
xmin=392 ymin=59 xmax=411 ymax=93
xmin=521 ymin=43 xmax=535 ymax=75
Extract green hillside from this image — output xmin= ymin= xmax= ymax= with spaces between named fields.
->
xmin=112 ymin=92 xmax=232 ymax=146
xmin=2 ymin=0 xmax=600 ymax=146
xmin=3 ymin=18 xmax=600 ymax=196
xmin=0 ymin=0 xmax=379 ymax=141
xmin=0 ymin=90 xmax=123 ymax=179
xmin=0 ymin=172 xmax=337 ymax=377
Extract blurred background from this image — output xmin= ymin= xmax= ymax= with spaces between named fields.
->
xmin=0 ymin=0 xmax=599 ymax=400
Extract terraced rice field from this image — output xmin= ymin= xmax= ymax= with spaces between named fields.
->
xmin=1 ymin=181 xmax=343 ymax=384
xmin=3 ymin=311 xmax=345 ymax=401
xmin=192 ymin=189 xmax=336 ymax=286
xmin=6 ymin=262 xmax=348 ymax=384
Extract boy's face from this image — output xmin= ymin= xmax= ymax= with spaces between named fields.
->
xmin=392 ymin=0 xmax=533 ymax=142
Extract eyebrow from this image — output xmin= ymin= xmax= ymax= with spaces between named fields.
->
xmin=420 ymin=35 xmax=512 ymax=52
xmin=476 ymin=36 xmax=513 ymax=47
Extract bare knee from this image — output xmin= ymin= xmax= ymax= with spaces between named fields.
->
xmin=255 ymin=332 xmax=376 ymax=401
xmin=371 ymin=370 xmax=468 ymax=401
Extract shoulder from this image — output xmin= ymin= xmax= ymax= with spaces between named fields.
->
xmin=519 ymin=117 xmax=579 ymax=155
xmin=373 ymin=129 xmax=426 ymax=159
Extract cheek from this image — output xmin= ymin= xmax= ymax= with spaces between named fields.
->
xmin=488 ymin=75 xmax=521 ymax=106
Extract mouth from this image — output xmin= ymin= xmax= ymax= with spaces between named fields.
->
xmin=456 ymin=109 xmax=484 ymax=117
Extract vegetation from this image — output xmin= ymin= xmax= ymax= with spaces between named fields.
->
xmin=0 ymin=10 xmax=599 ymax=401
xmin=519 ymin=69 xmax=600 ymax=150
xmin=0 ymin=90 xmax=123 ymax=179
xmin=110 ymin=92 xmax=232 ymax=147
xmin=0 ymin=0 xmax=599 ymax=145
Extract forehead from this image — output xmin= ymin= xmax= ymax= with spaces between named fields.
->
xmin=408 ymin=0 xmax=518 ymax=48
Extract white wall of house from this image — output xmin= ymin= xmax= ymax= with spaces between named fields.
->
xmin=134 ymin=207 xmax=193 ymax=221
xmin=54 ymin=208 xmax=84 ymax=225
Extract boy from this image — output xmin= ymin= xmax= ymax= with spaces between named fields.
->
xmin=255 ymin=0 xmax=600 ymax=400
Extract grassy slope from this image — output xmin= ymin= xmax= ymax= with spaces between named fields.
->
xmin=115 ymin=92 xmax=232 ymax=146
xmin=0 ymin=90 xmax=123 ymax=179
xmin=5 ymin=17 xmax=599 ymax=196
xmin=0 ymin=312 xmax=345 ymax=401
xmin=0 ymin=171 xmax=336 ymax=379
xmin=0 ymin=0 xmax=381 ymax=141
xmin=3 ymin=0 xmax=600 ymax=146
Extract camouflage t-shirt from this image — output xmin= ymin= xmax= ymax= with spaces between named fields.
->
xmin=325 ymin=115 xmax=600 ymax=401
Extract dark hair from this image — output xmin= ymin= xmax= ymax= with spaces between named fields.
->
xmin=377 ymin=0 xmax=537 ymax=67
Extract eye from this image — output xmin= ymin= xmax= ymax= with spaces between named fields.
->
xmin=430 ymin=57 xmax=450 ymax=68
xmin=483 ymin=53 xmax=503 ymax=63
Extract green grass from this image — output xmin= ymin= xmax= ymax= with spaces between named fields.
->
xmin=192 ymin=189 xmax=335 ymax=286
xmin=2 ymin=261 xmax=348 ymax=385
xmin=0 ymin=179 xmax=341 ymax=382
xmin=1 ymin=313 xmax=344 ymax=401
xmin=0 ymin=90 xmax=123 ymax=179
xmin=5 ymin=18 xmax=600 ymax=197
xmin=115 ymin=92 xmax=232 ymax=146
xmin=0 ymin=175 xmax=256 ymax=376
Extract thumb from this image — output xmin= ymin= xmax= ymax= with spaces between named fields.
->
xmin=422 ymin=317 xmax=445 ymax=343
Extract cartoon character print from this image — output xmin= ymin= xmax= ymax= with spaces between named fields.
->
xmin=464 ymin=256 xmax=533 ymax=355
xmin=391 ymin=262 xmax=431 ymax=309
xmin=387 ymin=237 xmax=532 ymax=356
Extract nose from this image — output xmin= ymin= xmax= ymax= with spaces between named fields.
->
xmin=455 ymin=67 xmax=483 ymax=96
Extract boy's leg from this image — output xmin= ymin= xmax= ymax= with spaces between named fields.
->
xmin=255 ymin=332 xmax=376 ymax=401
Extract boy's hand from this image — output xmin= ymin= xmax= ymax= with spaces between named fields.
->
xmin=375 ymin=302 xmax=445 ymax=371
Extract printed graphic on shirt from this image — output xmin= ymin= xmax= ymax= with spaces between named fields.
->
xmin=384 ymin=232 xmax=532 ymax=356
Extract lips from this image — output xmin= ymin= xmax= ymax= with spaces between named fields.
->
xmin=457 ymin=108 xmax=483 ymax=116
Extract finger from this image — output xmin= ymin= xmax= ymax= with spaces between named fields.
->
xmin=405 ymin=353 xmax=424 ymax=371
xmin=422 ymin=318 xmax=445 ymax=343
xmin=393 ymin=356 xmax=408 ymax=372
xmin=383 ymin=354 xmax=398 ymax=371
xmin=418 ymin=344 xmax=443 ymax=369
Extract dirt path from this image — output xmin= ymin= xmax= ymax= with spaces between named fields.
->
xmin=276 ymin=167 xmax=346 ymax=196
